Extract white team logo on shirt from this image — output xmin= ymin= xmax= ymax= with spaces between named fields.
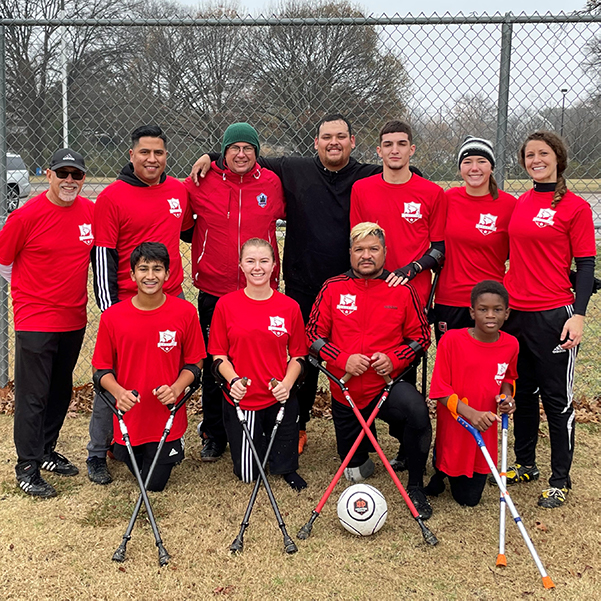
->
xmin=495 ymin=362 xmax=509 ymax=386
xmin=532 ymin=208 xmax=556 ymax=228
xmin=268 ymin=316 xmax=287 ymax=337
xmin=257 ymin=193 xmax=268 ymax=208
xmin=78 ymin=223 xmax=94 ymax=245
xmin=402 ymin=202 xmax=423 ymax=224
xmin=167 ymin=198 xmax=182 ymax=218
xmin=158 ymin=330 xmax=177 ymax=353
xmin=475 ymin=213 xmax=498 ymax=236
xmin=337 ymin=294 xmax=357 ymax=316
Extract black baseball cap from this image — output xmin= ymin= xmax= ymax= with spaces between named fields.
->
xmin=49 ymin=148 xmax=87 ymax=173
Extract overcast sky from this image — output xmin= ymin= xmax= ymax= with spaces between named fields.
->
xmin=181 ymin=0 xmax=588 ymax=17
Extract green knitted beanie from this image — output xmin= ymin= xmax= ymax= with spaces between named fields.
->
xmin=221 ymin=122 xmax=260 ymax=157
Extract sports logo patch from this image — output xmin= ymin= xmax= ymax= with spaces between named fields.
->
xmin=78 ymin=223 xmax=94 ymax=245
xmin=158 ymin=330 xmax=177 ymax=353
xmin=532 ymin=208 xmax=556 ymax=228
xmin=167 ymin=198 xmax=182 ymax=218
xmin=402 ymin=202 xmax=422 ymax=224
xmin=353 ymin=497 xmax=369 ymax=515
xmin=268 ymin=316 xmax=287 ymax=337
xmin=257 ymin=193 xmax=268 ymax=208
xmin=495 ymin=362 xmax=509 ymax=386
xmin=475 ymin=213 xmax=498 ymax=236
xmin=337 ymin=294 xmax=357 ymax=315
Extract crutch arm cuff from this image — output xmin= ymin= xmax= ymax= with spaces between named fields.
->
xmin=93 ymin=368 xmax=116 ymax=393
xmin=180 ymin=363 xmax=202 ymax=390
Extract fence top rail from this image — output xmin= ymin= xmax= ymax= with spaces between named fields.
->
xmin=1 ymin=12 xmax=601 ymax=28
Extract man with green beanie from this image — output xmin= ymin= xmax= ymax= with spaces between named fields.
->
xmin=182 ymin=122 xmax=285 ymax=461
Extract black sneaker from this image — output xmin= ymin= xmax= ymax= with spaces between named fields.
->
xmin=390 ymin=446 xmax=408 ymax=472
xmin=41 ymin=451 xmax=79 ymax=476
xmin=87 ymin=456 xmax=113 ymax=485
xmin=505 ymin=463 xmax=540 ymax=485
xmin=200 ymin=439 xmax=225 ymax=462
xmin=408 ymin=487 xmax=433 ymax=520
xmin=538 ymin=487 xmax=568 ymax=509
xmin=16 ymin=463 xmax=57 ymax=498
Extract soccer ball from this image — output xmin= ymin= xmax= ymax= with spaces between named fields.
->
xmin=337 ymin=483 xmax=388 ymax=536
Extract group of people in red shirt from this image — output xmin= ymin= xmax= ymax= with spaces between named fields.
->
xmin=0 ymin=116 xmax=595 ymax=517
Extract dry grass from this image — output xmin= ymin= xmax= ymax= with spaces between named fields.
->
xmin=0 ymin=411 xmax=600 ymax=601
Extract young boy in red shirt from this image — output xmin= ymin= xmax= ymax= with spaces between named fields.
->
xmin=92 ymin=243 xmax=205 ymax=491
xmin=425 ymin=280 xmax=518 ymax=506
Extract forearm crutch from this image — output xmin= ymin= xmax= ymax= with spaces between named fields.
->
xmin=454 ymin=413 xmax=555 ymax=589
xmin=300 ymin=356 xmax=438 ymax=546
xmin=496 ymin=412 xmax=509 ymax=567
xmin=94 ymin=382 xmax=172 ymax=567
xmin=421 ymin=267 xmax=441 ymax=397
xmin=230 ymin=378 xmax=287 ymax=554
xmin=213 ymin=360 xmax=298 ymax=554
xmin=111 ymin=377 xmax=200 ymax=564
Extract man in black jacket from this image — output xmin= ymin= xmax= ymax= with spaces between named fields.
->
xmin=191 ymin=115 xmax=384 ymax=454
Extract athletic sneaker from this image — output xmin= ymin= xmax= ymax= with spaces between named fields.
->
xmin=408 ymin=487 xmax=433 ymax=520
xmin=389 ymin=445 xmax=408 ymax=472
xmin=200 ymin=438 xmax=225 ymax=462
xmin=344 ymin=457 xmax=375 ymax=483
xmin=87 ymin=456 xmax=113 ymax=485
xmin=41 ymin=451 xmax=79 ymax=476
xmin=16 ymin=463 xmax=57 ymax=498
xmin=538 ymin=487 xmax=568 ymax=509
xmin=505 ymin=463 xmax=540 ymax=485
xmin=298 ymin=430 xmax=308 ymax=455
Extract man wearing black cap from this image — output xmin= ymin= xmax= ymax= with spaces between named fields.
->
xmin=0 ymin=148 xmax=93 ymax=497
xmin=183 ymin=122 xmax=285 ymax=461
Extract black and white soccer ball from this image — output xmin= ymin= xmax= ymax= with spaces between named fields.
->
xmin=337 ymin=483 xmax=388 ymax=536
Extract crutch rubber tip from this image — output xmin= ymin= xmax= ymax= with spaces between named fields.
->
xmin=542 ymin=576 xmax=555 ymax=589
xmin=112 ymin=546 xmax=127 ymax=563
xmin=297 ymin=522 xmax=313 ymax=540
xmin=230 ymin=538 xmax=244 ymax=554
xmin=496 ymin=554 xmax=507 ymax=567
xmin=158 ymin=546 xmax=171 ymax=567
xmin=417 ymin=519 xmax=439 ymax=546
xmin=284 ymin=537 xmax=298 ymax=554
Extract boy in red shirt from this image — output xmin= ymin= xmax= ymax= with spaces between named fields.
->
xmin=92 ymin=243 xmax=205 ymax=491
xmin=426 ymin=280 xmax=518 ymax=506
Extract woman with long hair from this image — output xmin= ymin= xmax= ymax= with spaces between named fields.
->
xmin=209 ymin=238 xmax=308 ymax=491
xmin=433 ymin=136 xmax=517 ymax=341
xmin=503 ymin=131 xmax=596 ymax=508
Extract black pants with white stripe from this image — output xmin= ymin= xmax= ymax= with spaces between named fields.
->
xmin=504 ymin=306 xmax=577 ymax=489
xmin=14 ymin=328 xmax=85 ymax=467
xmin=222 ymin=395 xmax=299 ymax=482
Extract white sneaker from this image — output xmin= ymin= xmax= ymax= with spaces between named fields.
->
xmin=344 ymin=458 xmax=375 ymax=483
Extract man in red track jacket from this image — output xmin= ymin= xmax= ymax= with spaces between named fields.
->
xmin=306 ymin=222 xmax=434 ymax=519
xmin=183 ymin=122 xmax=285 ymax=461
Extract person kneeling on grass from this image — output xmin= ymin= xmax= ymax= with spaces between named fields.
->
xmin=92 ymin=242 xmax=205 ymax=491
xmin=209 ymin=238 xmax=308 ymax=492
xmin=425 ymin=280 xmax=518 ymax=506
xmin=306 ymin=222 xmax=433 ymax=519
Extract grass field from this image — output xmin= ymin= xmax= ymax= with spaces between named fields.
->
xmin=0 ymin=411 xmax=600 ymax=600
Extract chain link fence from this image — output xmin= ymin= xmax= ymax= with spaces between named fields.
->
xmin=1 ymin=5 xmax=600 ymax=401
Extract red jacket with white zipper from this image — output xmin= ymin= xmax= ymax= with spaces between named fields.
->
xmin=184 ymin=160 xmax=285 ymax=297
xmin=306 ymin=270 xmax=431 ymax=408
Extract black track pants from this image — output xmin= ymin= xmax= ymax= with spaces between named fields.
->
xmin=504 ymin=306 xmax=577 ymax=489
xmin=14 ymin=328 xmax=85 ymax=466
xmin=332 ymin=381 xmax=432 ymax=488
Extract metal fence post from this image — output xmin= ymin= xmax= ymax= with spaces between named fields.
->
xmin=495 ymin=13 xmax=513 ymax=189
xmin=0 ymin=24 xmax=9 ymax=387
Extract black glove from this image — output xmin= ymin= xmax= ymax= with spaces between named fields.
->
xmin=394 ymin=262 xmax=421 ymax=282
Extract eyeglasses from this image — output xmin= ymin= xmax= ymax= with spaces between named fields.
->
xmin=227 ymin=145 xmax=255 ymax=156
xmin=54 ymin=168 xmax=85 ymax=180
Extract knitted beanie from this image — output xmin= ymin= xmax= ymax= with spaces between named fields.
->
xmin=457 ymin=136 xmax=495 ymax=168
xmin=221 ymin=123 xmax=260 ymax=157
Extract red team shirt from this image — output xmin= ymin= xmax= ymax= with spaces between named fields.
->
xmin=430 ymin=328 xmax=518 ymax=477
xmin=208 ymin=289 xmax=307 ymax=411
xmin=92 ymin=295 xmax=206 ymax=445
xmin=0 ymin=192 xmax=94 ymax=331
xmin=436 ymin=187 xmax=517 ymax=307
xmin=94 ymin=177 xmax=189 ymax=299
xmin=504 ymin=189 xmax=596 ymax=311
xmin=350 ymin=174 xmax=447 ymax=305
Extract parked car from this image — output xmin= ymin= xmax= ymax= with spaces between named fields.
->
xmin=7 ymin=153 xmax=31 ymax=212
